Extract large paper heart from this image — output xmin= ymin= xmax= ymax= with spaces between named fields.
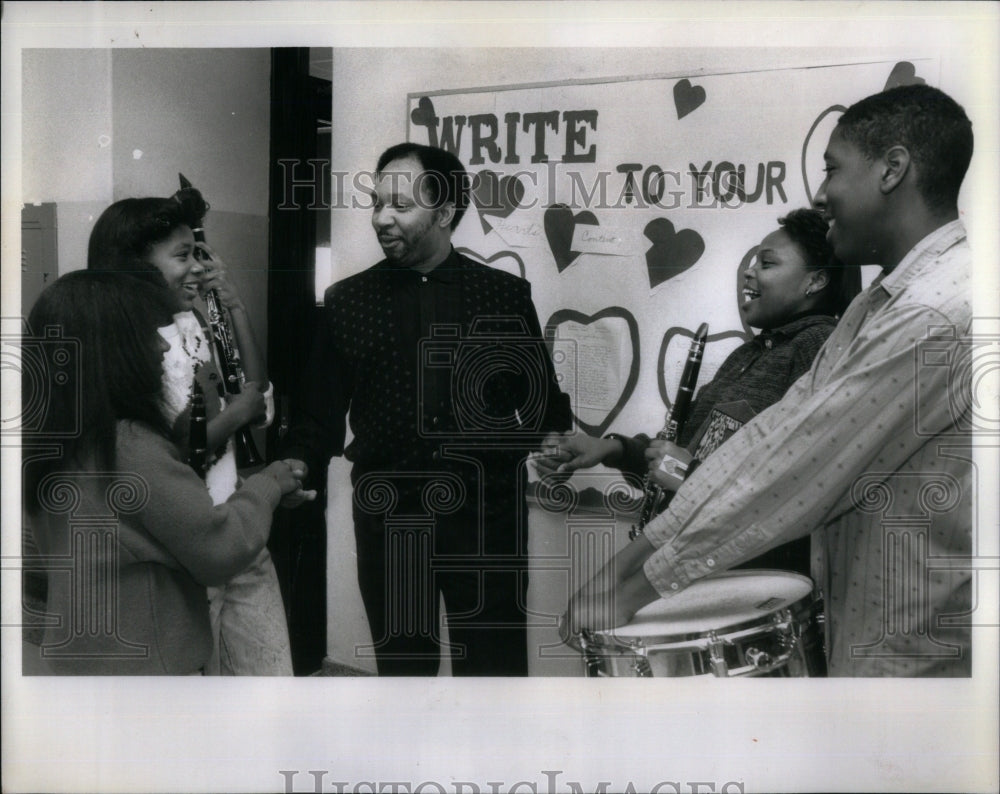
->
xmin=455 ymin=246 xmax=526 ymax=279
xmin=544 ymin=204 xmax=599 ymax=273
xmin=801 ymin=104 xmax=847 ymax=205
xmin=545 ymin=307 xmax=640 ymax=436
xmin=884 ymin=62 xmax=926 ymax=91
xmin=673 ymin=78 xmax=706 ymax=120
xmin=410 ymin=96 xmax=439 ymax=135
xmin=471 ymin=170 xmax=526 ymax=235
xmin=643 ymin=218 xmax=705 ymax=289
xmin=657 ymin=326 xmax=749 ymax=412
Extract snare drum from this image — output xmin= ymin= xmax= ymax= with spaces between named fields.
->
xmin=574 ymin=570 xmax=826 ymax=677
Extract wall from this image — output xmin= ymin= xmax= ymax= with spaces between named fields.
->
xmin=20 ymin=48 xmax=271 ymax=363
xmin=22 ymin=49 xmax=113 ymax=277
xmin=111 ymin=49 xmax=272 ymax=374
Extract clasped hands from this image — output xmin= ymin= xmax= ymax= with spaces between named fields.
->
xmin=532 ymin=430 xmax=693 ymax=491
xmin=263 ymin=458 xmax=317 ymax=508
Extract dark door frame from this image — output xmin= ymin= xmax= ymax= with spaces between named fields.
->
xmin=266 ymin=48 xmax=331 ymax=675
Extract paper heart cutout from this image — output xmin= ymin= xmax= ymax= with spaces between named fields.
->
xmin=544 ymin=204 xmax=599 ymax=273
xmin=884 ymin=62 xmax=926 ymax=91
xmin=455 ymin=246 xmax=526 ymax=279
xmin=801 ymin=104 xmax=847 ymax=205
xmin=673 ymin=78 xmax=706 ymax=120
xmin=471 ymin=170 xmax=526 ymax=234
xmin=643 ymin=218 xmax=705 ymax=289
xmin=545 ymin=307 xmax=640 ymax=436
xmin=657 ymin=326 xmax=748 ymax=412
xmin=410 ymin=96 xmax=439 ymax=130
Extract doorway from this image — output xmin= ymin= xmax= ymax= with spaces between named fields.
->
xmin=266 ymin=48 xmax=332 ymax=675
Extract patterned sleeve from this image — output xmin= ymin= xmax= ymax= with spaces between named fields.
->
xmin=522 ymin=281 xmax=573 ymax=433
xmin=640 ymin=302 xmax=966 ymax=598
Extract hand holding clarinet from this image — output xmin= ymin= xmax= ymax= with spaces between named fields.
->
xmin=630 ymin=322 xmax=708 ymax=539
xmin=197 ymin=241 xmax=267 ymax=432
xmin=531 ymin=322 xmax=708 ymax=539
xmin=644 ymin=438 xmax=695 ymax=491
xmin=173 ymin=174 xmax=266 ymax=468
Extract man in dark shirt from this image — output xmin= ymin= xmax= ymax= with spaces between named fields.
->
xmin=281 ymin=142 xmax=572 ymax=675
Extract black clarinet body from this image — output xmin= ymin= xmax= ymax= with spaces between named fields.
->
xmin=189 ymin=380 xmax=209 ymax=478
xmin=174 ymin=173 xmax=263 ymax=468
xmin=629 ymin=322 xmax=709 ymax=540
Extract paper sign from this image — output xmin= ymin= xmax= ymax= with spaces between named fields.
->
xmin=570 ymin=224 xmax=644 ymax=256
xmin=557 ymin=319 xmax=629 ymax=412
xmin=490 ymin=217 xmax=546 ymax=248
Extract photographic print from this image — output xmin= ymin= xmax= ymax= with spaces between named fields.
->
xmin=2 ymin=2 xmax=998 ymax=793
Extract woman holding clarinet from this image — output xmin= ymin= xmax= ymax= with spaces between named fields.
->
xmin=24 ymin=270 xmax=310 ymax=675
xmin=536 ymin=209 xmax=861 ymax=579
xmin=87 ymin=183 xmax=305 ymax=675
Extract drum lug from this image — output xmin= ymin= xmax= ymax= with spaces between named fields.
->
xmin=579 ymin=631 xmax=605 ymax=678
xmin=742 ymin=609 xmax=798 ymax=674
xmin=631 ymin=655 xmax=654 ymax=677
xmin=745 ymin=646 xmax=774 ymax=670
xmin=626 ymin=637 xmax=654 ymax=677
xmin=579 ymin=631 xmax=653 ymax=677
xmin=770 ymin=609 xmax=795 ymax=635
xmin=706 ymin=631 xmax=728 ymax=677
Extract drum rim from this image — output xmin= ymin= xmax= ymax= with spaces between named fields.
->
xmin=583 ymin=569 xmax=819 ymax=650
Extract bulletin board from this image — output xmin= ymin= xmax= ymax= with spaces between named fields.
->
xmin=406 ymin=59 xmax=934 ymax=438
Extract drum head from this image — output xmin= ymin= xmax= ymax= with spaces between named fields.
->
xmin=609 ymin=569 xmax=813 ymax=638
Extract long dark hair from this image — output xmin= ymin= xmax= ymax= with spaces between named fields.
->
xmin=23 ymin=270 xmax=177 ymax=512
xmin=778 ymin=208 xmax=862 ymax=317
xmin=87 ymin=196 xmax=202 ymax=288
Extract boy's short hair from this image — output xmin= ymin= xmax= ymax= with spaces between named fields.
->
xmin=837 ymin=84 xmax=973 ymax=212
xmin=376 ymin=142 xmax=469 ymax=230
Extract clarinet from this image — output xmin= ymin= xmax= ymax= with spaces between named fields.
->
xmin=174 ymin=173 xmax=263 ymax=468
xmin=629 ymin=322 xmax=708 ymax=540
xmin=189 ymin=380 xmax=209 ymax=478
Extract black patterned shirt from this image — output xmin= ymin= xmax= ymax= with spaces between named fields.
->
xmin=281 ymin=248 xmax=572 ymax=506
